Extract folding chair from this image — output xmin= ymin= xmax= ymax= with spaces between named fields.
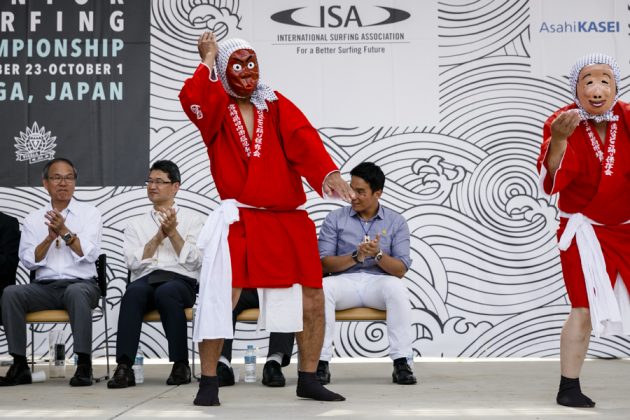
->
xmin=236 ymin=307 xmax=386 ymax=322
xmin=25 ymin=253 xmax=110 ymax=380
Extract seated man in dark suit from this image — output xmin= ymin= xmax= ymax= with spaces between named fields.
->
xmin=0 ymin=211 xmax=20 ymax=325
xmin=1 ymin=158 xmax=103 ymax=387
xmin=108 ymin=160 xmax=204 ymax=389
xmin=217 ymin=288 xmax=295 ymax=387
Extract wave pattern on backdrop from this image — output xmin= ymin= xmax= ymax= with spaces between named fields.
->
xmin=2 ymin=0 xmax=630 ymax=361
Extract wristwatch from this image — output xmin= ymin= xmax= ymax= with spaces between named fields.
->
xmin=62 ymin=232 xmax=74 ymax=243
xmin=375 ymin=249 xmax=383 ymax=263
xmin=351 ymin=250 xmax=362 ymax=264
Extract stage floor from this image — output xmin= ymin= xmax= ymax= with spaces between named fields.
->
xmin=0 ymin=358 xmax=628 ymax=419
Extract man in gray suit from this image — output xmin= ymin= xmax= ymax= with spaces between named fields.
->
xmin=0 ymin=158 xmax=102 ymax=387
xmin=0 ymin=211 xmax=20 ymax=325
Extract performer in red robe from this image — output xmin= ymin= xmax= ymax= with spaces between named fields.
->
xmin=537 ymin=53 xmax=630 ymax=408
xmin=180 ymin=32 xmax=353 ymax=406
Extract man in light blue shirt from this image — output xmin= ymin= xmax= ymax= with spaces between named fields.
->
xmin=317 ymin=162 xmax=416 ymax=385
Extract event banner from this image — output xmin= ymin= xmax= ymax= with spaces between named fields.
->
xmin=0 ymin=0 xmax=149 ymax=187
xmin=231 ymin=1 xmax=438 ymax=127
xmin=529 ymin=0 xmax=630 ymax=76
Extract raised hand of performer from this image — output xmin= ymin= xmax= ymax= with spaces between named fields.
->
xmin=198 ymin=31 xmax=219 ymax=67
xmin=546 ymin=109 xmax=580 ymax=176
xmin=551 ymin=109 xmax=581 ymax=142
xmin=323 ymin=171 xmax=356 ymax=203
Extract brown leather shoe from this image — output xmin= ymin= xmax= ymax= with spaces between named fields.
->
xmin=392 ymin=358 xmax=417 ymax=385
xmin=0 ymin=364 xmax=32 ymax=386
xmin=69 ymin=364 xmax=93 ymax=387
xmin=316 ymin=360 xmax=330 ymax=385
xmin=262 ymin=360 xmax=285 ymax=387
xmin=216 ymin=361 xmax=235 ymax=387
xmin=107 ymin=363 xmax=135 ymax=389
xmin=167 ymin=361 xmax=191 ymax=385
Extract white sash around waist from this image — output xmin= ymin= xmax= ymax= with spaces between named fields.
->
xmin=558 ymin=211 xmax=630 ymax=337
xmin=193 ymin=199 xmax=303 ymax=343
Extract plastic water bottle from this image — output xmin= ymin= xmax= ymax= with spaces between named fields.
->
xmin=48 ymin=331 xmax=65 ymax=378
xmin=244 ymin=345 xmax=256 ymax=383
xmin=49 ymin=343 xmax=66 ymax=378
xmin=133 ymin=345 xmax=145 ymax=384
xmin=406 ymin=353 xmax=414 ymax=370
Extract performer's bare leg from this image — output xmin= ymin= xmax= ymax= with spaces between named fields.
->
xmin=295 ymin=286 xmax=345 ymax=401
xmin=296 ymin=286 xmax=325 ymax=372
xmin=560 ymin=308 xmax=591 ymax=377
xmin=194 ymin=288 xmax=242 ymax=406
xmin=199 ymin=340 xmax=224 ymax=376
xmin=556 ymin=308 xmax=595 ymax=408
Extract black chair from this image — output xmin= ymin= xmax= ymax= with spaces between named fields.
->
xmin=26 ymin=253 xmax=110 ymax=381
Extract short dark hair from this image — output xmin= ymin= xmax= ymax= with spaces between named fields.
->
xmin=42 ymin=158 xmax=78 ymax=180
xmin=350 ymin=162 xmax=385 ymax=192
xmin=150 ymin=160 xmax=181 ymax=183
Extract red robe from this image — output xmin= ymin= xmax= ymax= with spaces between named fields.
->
xmin=538 ymin=102 xmax=630 ymax=307
xmin=180 ymin=64 xmax=337 ymax=289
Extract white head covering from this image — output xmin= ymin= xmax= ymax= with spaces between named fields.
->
xmin=216 ymin=38 xmax=277 ymax=111
xmin=569 ymin=53 xmax=621 ymax=123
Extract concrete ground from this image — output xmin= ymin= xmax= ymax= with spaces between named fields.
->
xmin=0 ymin=358 xmax=628 ymax=419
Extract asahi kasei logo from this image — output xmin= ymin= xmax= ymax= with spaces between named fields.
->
xmin=14 ymin=122 xmax=57 ymax=163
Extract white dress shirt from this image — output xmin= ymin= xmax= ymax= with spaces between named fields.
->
xmin=19 ymin=198 xmax=102 ymax=281
xmin=124 ymin=204 xmax=204 ymax=282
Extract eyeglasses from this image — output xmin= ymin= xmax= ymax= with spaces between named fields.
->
xmin=48 ymin=175 xmax=76 ymax=184
xmin=144 ymin=179 xmax=174 ymax=186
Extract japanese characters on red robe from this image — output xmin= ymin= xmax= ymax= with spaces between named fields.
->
xmin=537 ymin=102 xmax=630 ymax=307
xmin=180 ymin=64 xmax=337 ymax=289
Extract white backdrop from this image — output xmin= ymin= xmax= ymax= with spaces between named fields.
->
xmin=2 ymin=0 xmax=630 ymax=361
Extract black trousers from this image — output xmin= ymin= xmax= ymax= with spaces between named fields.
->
xmin=221 ymin=288 xmax=295 ymax=367
xmin=115 ymin=273 xmax=196 ymax=364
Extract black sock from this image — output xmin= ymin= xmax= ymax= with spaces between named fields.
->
xmin=118 ymin=354 xmax=133 ymax=367
xmin=175 ymin=359 xmax=189 ymax=366
xmin=76 ymin=352 xmax=91 ymax=367
xmin=194 ymin=375 xmax=220 ymax=406
xmin=556 ymin=376 xmax=595 ymax=408
xmin=12 ymin=354 xmax=28 ymax=370
xmin=296 ymin=371 xmax=345 ymax=401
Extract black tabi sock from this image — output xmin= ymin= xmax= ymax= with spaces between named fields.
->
xmin=556 ymin=376 xmax=595 ymax=408
xmin=118 ymin=354 xmax=133 ymax=367
xmin=76 ymin=352 xmax=91 ymax=367
xmin=194 ymin=375 xmax=220 ymax=406
xmin=296 ymin=371 xmax=345 ymax=402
